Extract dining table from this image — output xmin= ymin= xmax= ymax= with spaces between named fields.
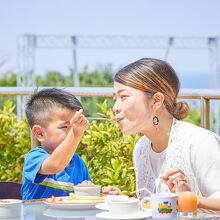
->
xmin=20 ymin=200 xmax=220 ymax=220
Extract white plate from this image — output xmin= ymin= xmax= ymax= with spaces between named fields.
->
xmin=95 ymin=202 xmax=108 ymax=210
xmin=43 ymin=208 xmax=100 ymax=218
xmin=96 ymin=211 xmax=151 ymax=220
xmin=43 ymin=196 xmax=104 ymax=210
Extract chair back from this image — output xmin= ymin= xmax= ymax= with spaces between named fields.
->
xmin=0 ymin=182 xmax=22 ymax=199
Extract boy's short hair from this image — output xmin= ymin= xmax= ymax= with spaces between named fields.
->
xmin=25 ymin=88 xmax=83 ymax=128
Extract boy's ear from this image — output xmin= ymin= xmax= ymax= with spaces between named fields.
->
xmin=32 ymin=125 xmax=44 ymax=142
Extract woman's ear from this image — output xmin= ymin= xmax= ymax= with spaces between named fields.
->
xmin=152 ymin=92 xmax=165 ymax=111
xmin=32 ymin=125 xmax=44 ymax=142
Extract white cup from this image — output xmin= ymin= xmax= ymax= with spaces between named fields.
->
xmin=105 ymin=194 xmax=129 ymax=202
xmin=108 ymin=198 xmax=140 ymax=217
xmin=0 ymin=199 xmax=22 ymax=219
xmin=141 ymin=193 xmax=178 ymax=219
xmin=103 ymin=195 xmax=129 ymax=210
xmin=73 ymin=184 xmax=101 ymax=196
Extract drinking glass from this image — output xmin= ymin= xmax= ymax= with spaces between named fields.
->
xmin=176 ymin=176 xmax=198 ymax=218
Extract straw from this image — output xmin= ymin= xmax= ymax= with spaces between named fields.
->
xmin=130 ymin=187 xmax=153 ymax=196
xmin=174 ymin=178 xmax=179 ymax=193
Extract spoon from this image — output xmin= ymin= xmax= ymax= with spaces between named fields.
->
xmin=130 ymin=187 xmax=153 ymax=196
xmin=87 ymin=117 xmax=116 ymax=122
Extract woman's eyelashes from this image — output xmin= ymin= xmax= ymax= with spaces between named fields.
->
xmin=113 ymin=94 xmax=129 ymax=101
xmin=121 ymin=95 xmax=129 ymax=101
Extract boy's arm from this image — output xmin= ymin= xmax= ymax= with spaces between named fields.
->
xmin=39 ymin=109 xmax=88 ymax=174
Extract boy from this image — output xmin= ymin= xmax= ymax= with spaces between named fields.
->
xmin=21 ymin=88 xmax=91 ymax=200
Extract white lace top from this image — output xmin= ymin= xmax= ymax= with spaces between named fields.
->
xmin=133 ymin=119 xmax=220 ymax=199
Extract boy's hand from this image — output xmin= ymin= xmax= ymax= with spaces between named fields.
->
xmin=70 ymin=109 xmax=89 ymax=136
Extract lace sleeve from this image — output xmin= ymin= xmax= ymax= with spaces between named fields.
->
xmin=189 ymin=129 xmax=220 ymax=197
xmin=133 ymin=136 xmax=155 ymax=199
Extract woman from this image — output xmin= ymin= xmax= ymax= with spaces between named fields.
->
xmin=102 ymin=58 xmax=220 ymax=210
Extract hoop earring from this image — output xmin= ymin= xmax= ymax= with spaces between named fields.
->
xmin=153 ymin=116 xmax=159 ymax=131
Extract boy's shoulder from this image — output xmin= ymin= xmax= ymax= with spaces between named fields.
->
xmin=25 ymin=146 xmax=49 ymax=161
xmin=27 ymin=146 xmax=46 ymax=155
xmin=72 ymin=153 xmax=83 ymax=161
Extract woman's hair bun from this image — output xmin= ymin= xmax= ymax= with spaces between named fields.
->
xmin=173 ymin=101 xmax=189 ymax=120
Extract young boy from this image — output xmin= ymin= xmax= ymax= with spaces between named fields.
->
xmin=21 ymin=88 xmax=91 ymax=200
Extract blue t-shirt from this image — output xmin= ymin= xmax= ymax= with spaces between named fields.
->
xmin=21 ymin=146 xmax=91 ymax=200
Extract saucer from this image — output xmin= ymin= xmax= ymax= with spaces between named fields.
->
xmin=95 ymin=203 xmax=152 ymax=213
xmin=96 ymin=211 xmax=151 ymax=220
xmin=95 ymin=202 xmax=108 ymax=210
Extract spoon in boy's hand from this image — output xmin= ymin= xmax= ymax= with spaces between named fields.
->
xmin=87 ymin=117 xmax=116 ymax=123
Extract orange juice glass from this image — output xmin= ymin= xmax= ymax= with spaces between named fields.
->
xmin=178 ymin=192 xmax=197 ymax=217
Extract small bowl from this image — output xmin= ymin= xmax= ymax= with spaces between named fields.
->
xmin=73 ymin=184 xmax=101 ymax=196
xmin=0 ymin=199 xmax=22 ymax=219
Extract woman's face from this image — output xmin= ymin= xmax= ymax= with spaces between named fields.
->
xmin=113 ymin=82 xmax=153 ymax=135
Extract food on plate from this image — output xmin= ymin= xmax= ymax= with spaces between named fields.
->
xmin=46 ymin=193 xmax=104 ymax=204
xmin=69 ymin=193 xmax=104 ymax=201
xmin=47 ymin=196 xmax=71 ymax=203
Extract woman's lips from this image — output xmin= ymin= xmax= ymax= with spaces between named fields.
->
xmin=116 ymin=118 xmax=123 ymax=123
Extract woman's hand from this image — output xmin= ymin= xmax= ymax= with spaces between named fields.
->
xmin=102 ymin=186 xmax=123 ymax=195
xmin=161 ymin=168 xmax=191 ymax=193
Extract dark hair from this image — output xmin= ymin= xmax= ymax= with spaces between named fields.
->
xmin=25 ymin=88 xmax=83 ymax=128
xmin=114 ymin=58 xmax=189 ymax=119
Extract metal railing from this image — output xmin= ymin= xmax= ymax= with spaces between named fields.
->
xmin=1 ymin=87 xmax=220 ymax=130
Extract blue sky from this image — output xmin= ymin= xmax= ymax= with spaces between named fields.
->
xmin=0 ymin=0 xmax=220 ymax=87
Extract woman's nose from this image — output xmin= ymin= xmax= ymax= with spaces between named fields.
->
xmin=113 ymin=101 xmax=121 ymax=114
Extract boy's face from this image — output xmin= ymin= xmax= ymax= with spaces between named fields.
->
xmin=39 ymin=107 xmax=76 ymax=153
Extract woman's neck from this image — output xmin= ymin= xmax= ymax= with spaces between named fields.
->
xmin=144 ymin=116 xmax=173 ymax=153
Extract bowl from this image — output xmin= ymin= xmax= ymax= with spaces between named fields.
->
xmin=0 ymin=199 xmax=22 ymax=219
xmin=73 ymin=184 xmax=101 ymax=196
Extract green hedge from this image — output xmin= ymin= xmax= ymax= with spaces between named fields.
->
xmin=78 ymin=101 xmax=139 ymax=194
xmin=0 ymin=100 xmax=201 ymax=193
xmin=0 ymin=101 xmax=30 ymax=182
xmin=0 ymin=100 xmax=138 ymax=193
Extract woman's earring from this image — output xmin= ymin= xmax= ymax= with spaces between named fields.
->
xmin=153 ymin=116 xmax=159 ymax=131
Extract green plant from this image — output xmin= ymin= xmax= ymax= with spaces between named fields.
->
xmin=78 ymin=100 xmax=139 ymax=194
xmin=0 ymin=72 xmax=17 ymax=109
xmin=184 ymin=109 xmax=201 ymax=126
xmin=0 ymin=99 xmax=203 ymax=189
xmin=0 ymin=101 xmax=30 ymax=182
